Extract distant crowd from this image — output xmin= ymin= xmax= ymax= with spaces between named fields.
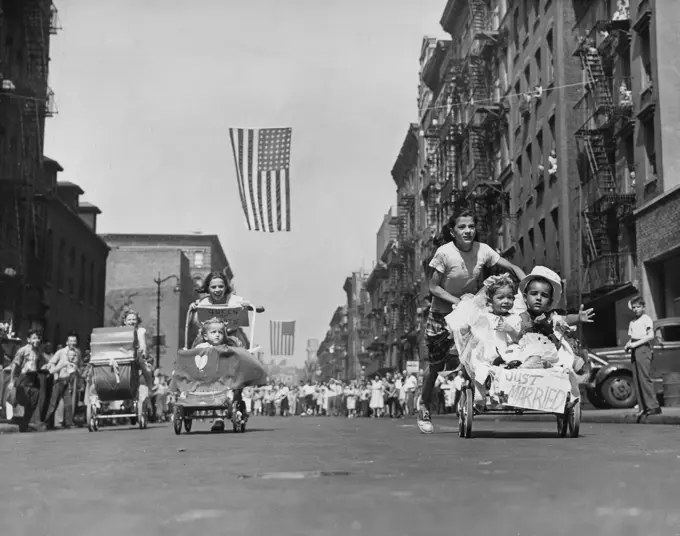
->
xmin=239 ymin=371 xmax=463 ymax=418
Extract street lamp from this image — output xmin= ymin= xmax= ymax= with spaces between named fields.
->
xmin=153 ymin=273 xmax=180 ymax=369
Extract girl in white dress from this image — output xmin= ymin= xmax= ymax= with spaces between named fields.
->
xmin=345 ymin=382 xmax=357 ymax=418
xmin=369 ymin=376 xmax=384 ymax=417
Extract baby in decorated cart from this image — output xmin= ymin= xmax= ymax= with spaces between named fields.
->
xmin=446 ymin=266 xmax=594 ymax=409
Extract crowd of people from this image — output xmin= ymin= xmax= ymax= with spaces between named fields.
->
xmin=239 ymin=372 xmax=431 ymax=419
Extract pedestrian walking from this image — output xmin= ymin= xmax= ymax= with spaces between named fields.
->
xmin=625 ymin=296 xmax=661 ymax=421
xmin=7 ymin=329 xmax=46 ymax=432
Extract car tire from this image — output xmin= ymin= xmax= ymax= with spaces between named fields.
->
xmin=600 ymin=373 xmax=636 ymax=409
xmin=585 ymin=390 xmax=608 ymax=409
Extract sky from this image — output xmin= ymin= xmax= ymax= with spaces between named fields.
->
xmin=44 ymin=0 xmax=448 ymax=366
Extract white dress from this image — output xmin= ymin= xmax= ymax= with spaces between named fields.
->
xmin=369 ymin=380 xmax=384 ymax=409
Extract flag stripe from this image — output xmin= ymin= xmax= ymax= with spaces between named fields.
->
xmin=257 ymin=171 xmax=266 ymax=232
xmin=246 ymin=129 xmax=260 ymax=231
xmin=276 ymin=169 xmax=282 ymax=231
xmin=284 ymin=168 xmax=291 ymax=231
xmin=266 ymin=171 xmax=274 ymax=232
xmin=228 ymin=129 xmax=251 ymax=231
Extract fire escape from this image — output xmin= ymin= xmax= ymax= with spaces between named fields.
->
xmin=460 ymin=1 xmax=508 ymax=244
xmin=0 ymin=1 xmax=59 ymax=327
xmin=575 ymin=14 xmax=635 ymax=295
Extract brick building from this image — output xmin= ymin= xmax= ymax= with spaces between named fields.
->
xmin=570 ymin=0 xmax=680 ymax=346
xmin=41 ymin=158 xmax=109 ymax=346
xmin=100 ymin=234 xmax=233 ymax=291
xmin=100 ymin=234 xmax=235 ymax=372
xmin=629 ymin=0 xmax=680 ymax=321
xmin=0 ymin=1 xmax=60 ymax=334
xmin=104 ymin=247 xmax=194 ymax=373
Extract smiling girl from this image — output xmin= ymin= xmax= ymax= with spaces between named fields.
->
xmin=419 ymin=208 xmax=526 ymax=434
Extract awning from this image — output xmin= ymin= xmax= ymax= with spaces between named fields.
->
xmin=584 ymin=282 xmax=636 ymax=310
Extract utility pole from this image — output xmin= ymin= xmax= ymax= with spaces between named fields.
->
xmin=152 ymin=273 xmax=180 ymax=370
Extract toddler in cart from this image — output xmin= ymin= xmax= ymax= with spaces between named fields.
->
xmin=447 ymin=268 xmax=594 ymax=409
xmin=195 ymin=317 xmax=248 ymax=432
xmin=445 ymin=273 xmax=523 ymax=405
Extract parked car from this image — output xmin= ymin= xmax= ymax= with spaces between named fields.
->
xmin=584 ymin=317 xmax=680 ymax=409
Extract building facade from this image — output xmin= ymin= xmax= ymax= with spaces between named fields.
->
xmin=629 ymin=0 xmax=680 ymax=322
xmin=101 ymin=233 xmax=235 ymax=372
xmin=570 ymin=0 xmax=680 ymax=346
xmin=0 ymin=1 xmax=60 ymax=335
xmin=99 ymin=234 xmax=233 ymax=292
xmin=316 ymin=306 xmax=348 ymax=380
xmin=42 ymin=160 xmax=109 ymax=347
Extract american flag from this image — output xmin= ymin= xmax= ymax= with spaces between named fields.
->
xmin=270 ymin=320 xmax=295 ymax=356
xmin=228 ymin=127 xmax=292 ymax=232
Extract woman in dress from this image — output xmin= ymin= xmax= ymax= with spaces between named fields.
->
xmin=418 ymin=207 xmax=526 ymax=434
xmin=369 ymin=375 xmax=384 ymax=418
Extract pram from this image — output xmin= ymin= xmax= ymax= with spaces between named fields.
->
xmin=457 ymin=360 xmax=582 ymax=439
xmin=86 ymin=326 xmax=151 ymax=432
xmin=171 ymin=302 xmax=266 ymax=434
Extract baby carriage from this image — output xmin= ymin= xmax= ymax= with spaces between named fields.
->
xmin=171 ymin=302 xmax=267 ymax=434
xmin=86 ymin=326 xmax=151 ymax=432
xmin=456 ymin=331 xmax=582 ymax=439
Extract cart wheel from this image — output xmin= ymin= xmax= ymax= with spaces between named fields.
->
xmin=458 ymin=386 xmax=473 ymax=438
xmin=568 ymin=401 xmax=581 ymax=438
xmin=184 ymin=419 xmax=193 ymax=433
xmin=556 ymin=413 xmax=568 ymax=437
xmin=173 ymin=406 xmax=184 ymax=435
xmin=87 ymin=405 xmax=99 ymax=432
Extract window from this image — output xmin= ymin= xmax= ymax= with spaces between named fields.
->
xmin=57 ymin=239 xmax=65 ymax=290
xmin=546 ymin=30 xmax=555 ymax=85
xmin=45 ymin=229 xmax=53 ymax=283
xmin=534 ymin=48 xmax=542 ymax=85
xmin=89 ymin=262 xmax=95 ymax=305
xmin=551 ymin=208 xmax=560 ymax=264
xmin=79 ymin=255 xmax=86 ymax=302
xmin=523 ymin=65 xmax=531 ymax=90
xmin=513 ymin=9 xmax=520 ymax=50
xmin=548 ymin=115 xmax=556 ymax=151
xmin=68 ymin=247 xmax=76 ymax=296
xmin=193 ymin=251 xmax=204 ymax=268
xmin=642 ymin=119 xmax=657 ymax=178
xmin=656 ymin=325 xmax=680 ymax=343
xmin=538 ymin=219 xmax=547 ymax=262
xmin=528 ymin=228 xmax=535 ymax=253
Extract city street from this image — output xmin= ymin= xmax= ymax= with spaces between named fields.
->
xmin=1 ymin=415 xmax=679 ymax=536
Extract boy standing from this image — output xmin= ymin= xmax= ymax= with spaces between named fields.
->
xmin=625 ymin=296 xmax=661 ymax=421
xmin=8 ymin=329 xmax=46 ymax=432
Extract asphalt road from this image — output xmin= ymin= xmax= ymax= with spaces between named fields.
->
xmin=1 ymin=415 xmax=679 ymax=536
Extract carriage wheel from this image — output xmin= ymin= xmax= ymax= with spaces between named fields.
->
xmin=173 ymin=406 xmax=184 ymax=435
xmin=87 ymin=405 xmax=99 ymax=432
xmin=184 ymin=419 xmax=193 ymax=433
xmin=458 ymin=386 xmax=473 ymax=438
xmin=568 ymin=401 xmax=581 ymax=438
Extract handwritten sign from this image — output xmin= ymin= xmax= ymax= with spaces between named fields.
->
xmin=196 ymin=306 xmax=249 ymax=327
xmin=495 ymin=369 xmax=571 ymax=413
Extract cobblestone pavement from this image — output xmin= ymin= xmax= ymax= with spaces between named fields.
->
xmin=1 ymin=415 xmax=679 ymax=536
